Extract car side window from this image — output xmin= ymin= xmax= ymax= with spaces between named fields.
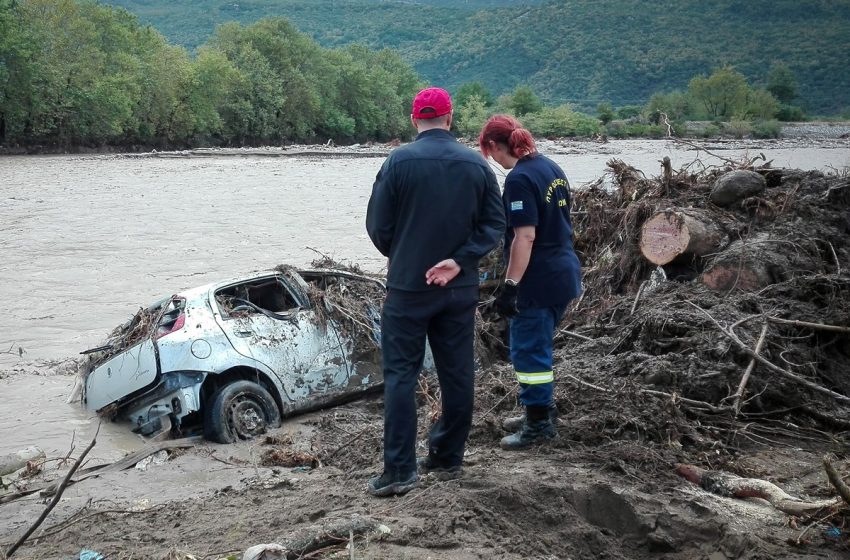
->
xmin=215 ymin=278 xmax=300 ymax=319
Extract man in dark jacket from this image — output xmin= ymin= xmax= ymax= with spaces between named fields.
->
xmin=365 ymin=87 xmax=505 ymax=496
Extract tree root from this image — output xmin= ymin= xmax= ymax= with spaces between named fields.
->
xmin=822 ymin=455 xmax=850 ymax=508
xmin=281 ymin=516 xmax=384 ymax=559
xmin=676 ymin=463 xmax=843 ymax=517
xmin=686 ymin=301 xmax=850 ymax=405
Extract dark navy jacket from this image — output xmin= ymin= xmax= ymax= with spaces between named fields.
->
xmin=366 ymin=129 xmax=506 ymax=291
xmin=503 ymin=154 xmax=582 ymax=307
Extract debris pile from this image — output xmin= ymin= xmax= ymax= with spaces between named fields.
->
xmin=284 ymin=258 xmax=387 ymax=361
xmin=476 ymin=157 xmax=850 ymax=456
xmin=481 ymin=156 xmax=850 ymax=456
xmin=463 ymin=157 xmax=850 ymax=544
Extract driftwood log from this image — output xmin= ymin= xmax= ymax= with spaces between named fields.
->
xmin=701 ymin=233 xmax=818 ymax=291
xmin=676 ymin=463 xmax=842 ymax=517
xmin=0 ymin=447 xmax=45 ymax=477
xmin=639 ymin=209 xmax=729 ymax=265
xmin=0 ymin=437 xmax=202 ymax=505
xmin=6 ymin=428 xmax=99 ymax=558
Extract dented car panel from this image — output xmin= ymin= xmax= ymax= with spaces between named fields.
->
xmin=84 ymin=338 xmax=159 ymax=411
xmin=81 ymin=269 xmax=387 ymax=440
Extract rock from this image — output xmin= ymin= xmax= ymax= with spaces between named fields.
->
xmin=243 ymin=544 xmax=286 ymax=560
xmin=134 ymin=449 xmax=169 ymax=471
xmin=0 ymin=446 xmax=46 ymax=476
xmin=709 ymin=170 xmax=766 ymax=207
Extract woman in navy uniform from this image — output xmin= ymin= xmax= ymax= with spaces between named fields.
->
xmin=479 ymin=114 xmax=582 ymax=449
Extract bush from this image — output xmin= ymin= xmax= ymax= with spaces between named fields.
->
xmin=744 ymin=88 xmax=780 ymax=120
xmin=604 ymin=121 xmax=673 ymax=138
xmin=616 ymin=105 xmax=642 ymax=119
xmin=752 ymin=119 xmax=782 ymax=139
xmin=725 ymin=119 xmax=753 ymax=139
xmin=645 ymin=91 xmax=693 ymax=122
xmin=701 ymin=123 xmax=721 ymax=138
xmin=524 ymin=105 xmax=601 ymax=137
xmin=776 ymin=104 xmax=805 ymax=122
xmin=455 ymin=95 xmax=490 ymax=138
xmin=597 ymin=102 xmax=615 ymax=124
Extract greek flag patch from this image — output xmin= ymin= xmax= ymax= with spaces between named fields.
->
xmin=510 ymin=200 xmax=524 ymax=211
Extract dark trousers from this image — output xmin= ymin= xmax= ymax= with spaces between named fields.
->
xmin=509 ymin=304 xmax=567 ymax=407
xmin=381 ymin=286 xmax=478 ymax=476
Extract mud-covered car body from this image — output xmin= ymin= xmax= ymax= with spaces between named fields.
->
xmin=81 ymin=269 xmax=386 ymax=442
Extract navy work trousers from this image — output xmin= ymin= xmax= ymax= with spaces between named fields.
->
xmin=509 ymin=304 xmax=568 ymax=407
xmin=380 ymin=286 xmax=478 ymax=477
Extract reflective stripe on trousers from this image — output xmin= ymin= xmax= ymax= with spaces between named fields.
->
xmin=515 ymin=370 xmax=554 ymax=384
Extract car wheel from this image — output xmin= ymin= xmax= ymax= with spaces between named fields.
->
xmin=204 ymin=380 xmax=281 ymax=443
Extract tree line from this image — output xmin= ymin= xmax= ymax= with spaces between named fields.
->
xmin=0 ymin=0 xmax=832 ymax=150
xmin=0 ymin=0 xmax=421 ymax=149
xmin=452 ymin=65 xmax=808 ymax=140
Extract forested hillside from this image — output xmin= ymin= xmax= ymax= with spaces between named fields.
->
xmin=0 ymin=1 xmax=422 ymax=148
xmin=107 ymin=0 xmax=850 ymax=114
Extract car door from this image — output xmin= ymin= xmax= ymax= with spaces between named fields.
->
xmin=82 ymin=298 xmax=172 ymax=412
xmin=213 ymin=274 xmax=351 ymax=403
xmin=84 ymin=337 xmax=159 ymax=411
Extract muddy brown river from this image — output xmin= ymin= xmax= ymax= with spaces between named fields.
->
xmin=1 ymin=138 xmax=847 ymax=458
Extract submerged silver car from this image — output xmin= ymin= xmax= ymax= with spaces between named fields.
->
xmin=81 ymin=268 xmax=386 ymax=443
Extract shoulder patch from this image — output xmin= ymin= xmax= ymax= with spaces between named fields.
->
xmin=510 ymin=200 xmax=524 ymax=211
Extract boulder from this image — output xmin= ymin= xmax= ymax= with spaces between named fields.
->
xmin=709 ymin=170 xmax=766 ymax=207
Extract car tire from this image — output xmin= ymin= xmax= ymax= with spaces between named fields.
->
xmin=204 ymin=380 xmax=281 ymax=443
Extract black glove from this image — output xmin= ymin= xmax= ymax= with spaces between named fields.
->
xmin=494 ymin=281 xmax=519 ymax=317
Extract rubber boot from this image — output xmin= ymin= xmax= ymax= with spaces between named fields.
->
xmin=501 ymin=403 xmax=558 ymax=432
xmin=500 ymin=405 xmax=556 ymax=450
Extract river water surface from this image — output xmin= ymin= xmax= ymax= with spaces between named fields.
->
xmin=1 ymin=138 xmax=847 ymax=457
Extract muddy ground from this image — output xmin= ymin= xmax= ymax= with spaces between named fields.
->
xmin=2 ymin=153 xmax=850 ymax=559
xmin=0 ymin=375 xmax=846 ymax=560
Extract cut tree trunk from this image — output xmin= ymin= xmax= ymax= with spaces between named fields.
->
xmin=701 ymin=233 xmax=819 ymax=291
xmin=640 ymin=209 xmax=729 ymax=265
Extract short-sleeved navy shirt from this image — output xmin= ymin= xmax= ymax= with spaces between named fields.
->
xmin=503 ymin=154 xmax=582 ymax=308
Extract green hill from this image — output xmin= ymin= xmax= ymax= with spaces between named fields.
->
xmin=99 ymin=0 xmax=850 ymax=114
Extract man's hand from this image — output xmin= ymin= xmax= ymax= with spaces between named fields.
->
xmin=425 ymin=259 xmax=460 ymax=286
xmin=494 ymin=281 xmax=519 ymax=317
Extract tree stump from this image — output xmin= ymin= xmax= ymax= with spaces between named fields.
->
xmin=639 ymin=209 xmax=729 ymax=265
xmin=701 ymin=233 xmax=818 ymax=291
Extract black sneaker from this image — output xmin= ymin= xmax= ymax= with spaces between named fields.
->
xmin=366 ymin=471 xmax=419 ymax=497
xmin=417 ymin=456 xmax=462 ymax=480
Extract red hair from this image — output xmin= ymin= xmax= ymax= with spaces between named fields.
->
xmin=479 ymin=114 xmax=537 ymax=159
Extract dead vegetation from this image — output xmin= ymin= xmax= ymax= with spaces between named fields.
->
xmin=469 ymin=156 xmax=850 ymax=547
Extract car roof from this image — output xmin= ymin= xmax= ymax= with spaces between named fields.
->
xmin=163 ymin=268 xmax=375 ymax=303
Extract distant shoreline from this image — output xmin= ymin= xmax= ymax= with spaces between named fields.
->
xmin=1 ymin=122 xmax=848 ymax=156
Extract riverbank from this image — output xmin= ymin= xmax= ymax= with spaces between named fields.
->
xmin=2 ymin=121 xmax=848 ymax=156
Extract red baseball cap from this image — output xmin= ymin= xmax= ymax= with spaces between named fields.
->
xmin=411 ymin=87 xmax=452 ymax=119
